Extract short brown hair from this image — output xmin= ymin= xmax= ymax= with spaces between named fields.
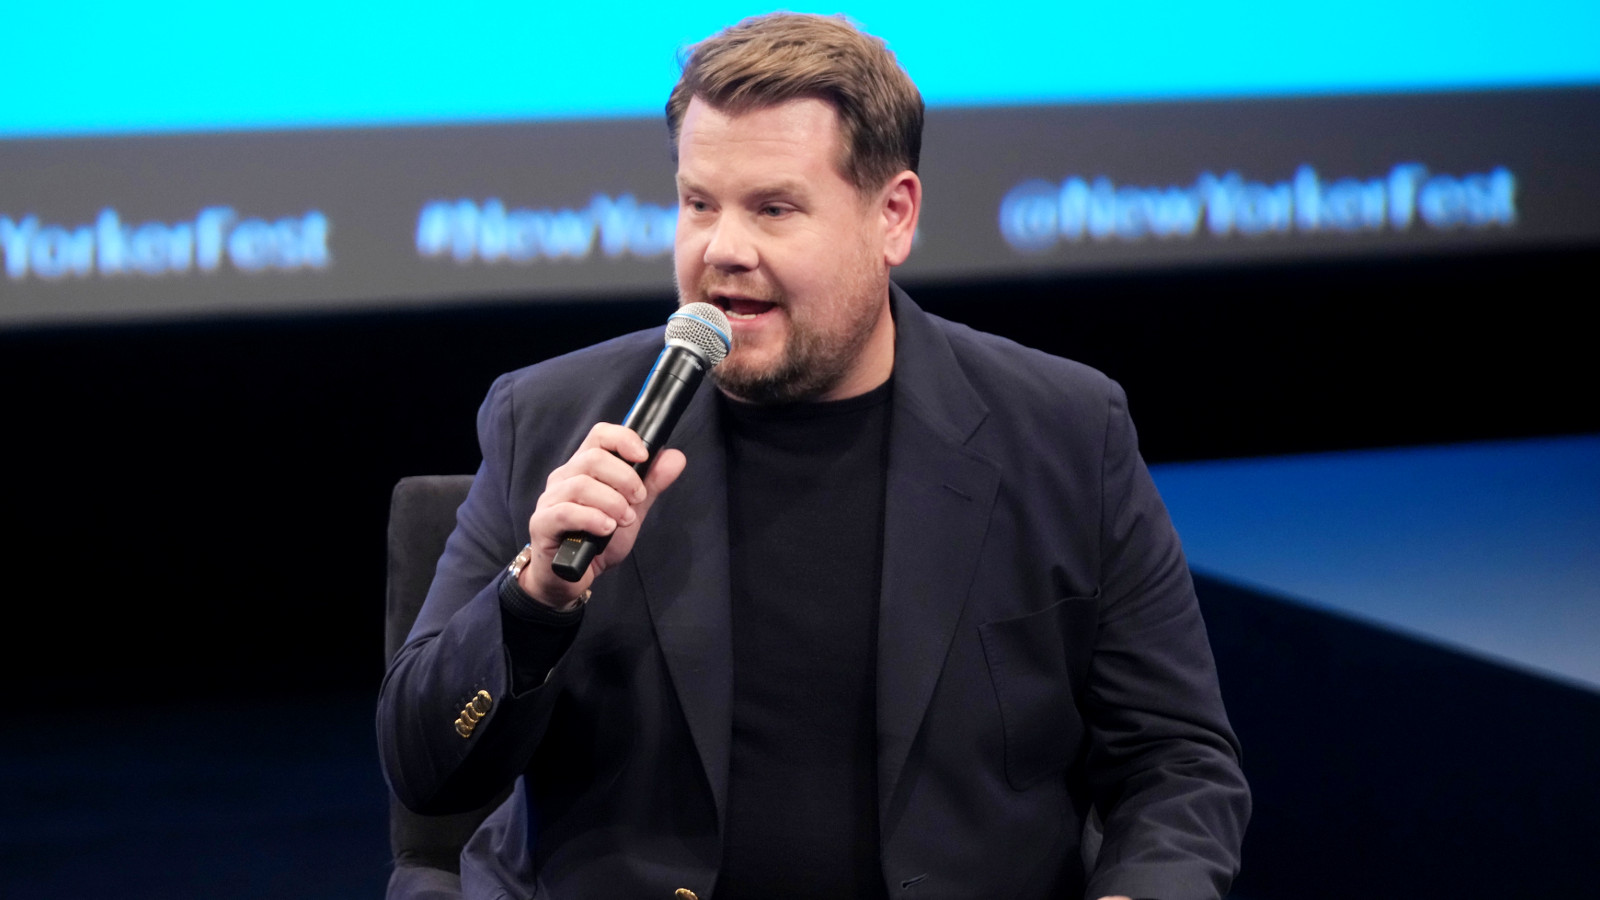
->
xmin=666 ymin=13 xmax=924 ymax=193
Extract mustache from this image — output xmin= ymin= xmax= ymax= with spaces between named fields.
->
xmin=696 ymin=278 xmax=783 ymax=307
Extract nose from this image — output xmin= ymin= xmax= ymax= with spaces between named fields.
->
xmin=703 ymin=215 xmax=757 ymax=272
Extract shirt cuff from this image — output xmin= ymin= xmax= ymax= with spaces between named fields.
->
xmin=498 ymin=570 xmax=584 ymax=693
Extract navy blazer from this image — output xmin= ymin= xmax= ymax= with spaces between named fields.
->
xmin=378 ymin=287 xmax=1249 ymax=900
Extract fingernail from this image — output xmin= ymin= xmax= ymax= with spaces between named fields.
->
xmin=623 ymin=508 xmax=638 ymax=525
xmin=604 ymin=517 xmax=617 ymax=532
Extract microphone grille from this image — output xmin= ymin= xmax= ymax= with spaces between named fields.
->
xmin=666 ymin=303 xmax=733 ymax=367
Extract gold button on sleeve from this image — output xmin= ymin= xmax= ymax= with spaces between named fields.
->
xmin=674 ymin=889 xmax=699 ymax=900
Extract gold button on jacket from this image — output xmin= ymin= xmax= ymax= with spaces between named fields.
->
xmin=454 ymin=690 xmax=492 ymax=738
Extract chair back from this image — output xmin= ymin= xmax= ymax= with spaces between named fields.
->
xmin=384 ymin=475 xmax=511 ymax=899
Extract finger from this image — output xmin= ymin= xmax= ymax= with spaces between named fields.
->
xmin=553 ymin=446 xmax=648 ymax=505
xmin=528 ymin=501 xmax=621 ymax=559
xmin=578 ymin=421 xmax=650 ymax=465
xmin=537 ymin=472 xmax=638 ymax=527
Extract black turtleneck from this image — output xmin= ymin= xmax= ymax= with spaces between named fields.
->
xmin=715 ymin=379 xmax=893 ymax=900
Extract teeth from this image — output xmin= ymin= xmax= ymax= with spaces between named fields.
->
xmin=714 ymin=297 xmax=773 ymax=321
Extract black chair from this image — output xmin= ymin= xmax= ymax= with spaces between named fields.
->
xmin=383 ymin=475 xmax=511 ymax=900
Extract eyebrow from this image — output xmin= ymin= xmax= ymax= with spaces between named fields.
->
xmin=675 ymin=175 xmax=811 ymax=203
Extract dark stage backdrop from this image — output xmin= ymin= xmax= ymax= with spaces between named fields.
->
xmin=1 ymin=243 xmax=1592 ymax=710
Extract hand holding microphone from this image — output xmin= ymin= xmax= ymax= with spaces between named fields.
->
xmin=518 ymin=303 xmax=732 ymax=606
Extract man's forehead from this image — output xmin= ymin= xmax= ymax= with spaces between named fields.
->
xmin=675 ymin=96 xmax=851 ymax=183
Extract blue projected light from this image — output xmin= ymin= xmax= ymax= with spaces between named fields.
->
xmin=1150 ymin=435 xmax=1600 ymax=692
xmin=6 ymin=1 xmax=1599 ymax=138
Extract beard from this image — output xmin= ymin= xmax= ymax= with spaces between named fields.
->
xmin=679 ymin=268 xmax=887 ymax=406
xmin=711 ymin=297 xmax=880 ymax=405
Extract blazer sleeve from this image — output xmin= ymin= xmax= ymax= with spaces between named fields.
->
xmin=1081 ymin=383 xmax=1251 ymax=900
xmin=377 ymin=373 xmax=572 ymax=816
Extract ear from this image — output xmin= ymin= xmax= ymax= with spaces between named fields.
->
xmin=878 ymin=170 xmax=922 ymax=267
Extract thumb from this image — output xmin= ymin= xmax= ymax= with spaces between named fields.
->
xmin=636 ymin=448 xmax=687 ymax=518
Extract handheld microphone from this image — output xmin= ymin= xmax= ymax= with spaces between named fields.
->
xmin=550 ymin=302 xmax=732 ymax=582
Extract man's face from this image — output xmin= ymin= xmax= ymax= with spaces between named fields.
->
xmin=674 ymin=97 xmax=909 ymax=404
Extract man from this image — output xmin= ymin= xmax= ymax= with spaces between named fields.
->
xmin=379 ymin=13 xmax=1249 ymax=900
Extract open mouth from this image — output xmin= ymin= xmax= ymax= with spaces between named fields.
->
xmin=714 ymin=296 xmax=778 ymax=320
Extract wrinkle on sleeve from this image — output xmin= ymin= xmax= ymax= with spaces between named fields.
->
xmin=377 ymin=373 xmax=572 ymax=816
xmin=1082 ymin=382 xmax=1251 ymax=900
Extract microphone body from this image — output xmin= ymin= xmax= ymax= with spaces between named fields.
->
xmin=550 ymin=304 xmax=731 ymax=582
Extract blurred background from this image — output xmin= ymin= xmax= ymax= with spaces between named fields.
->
xmin=3 ymin=2 xmax=1597 ymax=896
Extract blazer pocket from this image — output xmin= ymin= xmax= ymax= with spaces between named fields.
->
xmin=979 ymin=595 xmax=1097 ymax=791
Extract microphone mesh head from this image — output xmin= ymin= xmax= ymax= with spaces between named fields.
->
xmin=666 ymin=303 xmax=733 ymax=367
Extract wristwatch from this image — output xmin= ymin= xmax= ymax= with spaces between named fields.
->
xmin=507 ymin=544 xmax=591 ymax=611
xmin=507 ymin=543 xmax=538 ymax=581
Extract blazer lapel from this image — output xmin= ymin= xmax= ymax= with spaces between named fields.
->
xmin=625 ymin=290 xmax=1000 ymax=835
xmin=629 ymin=379 xmax=734 ymax=829
xmin=876 ymin=291 xmax=1001 ymax=818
